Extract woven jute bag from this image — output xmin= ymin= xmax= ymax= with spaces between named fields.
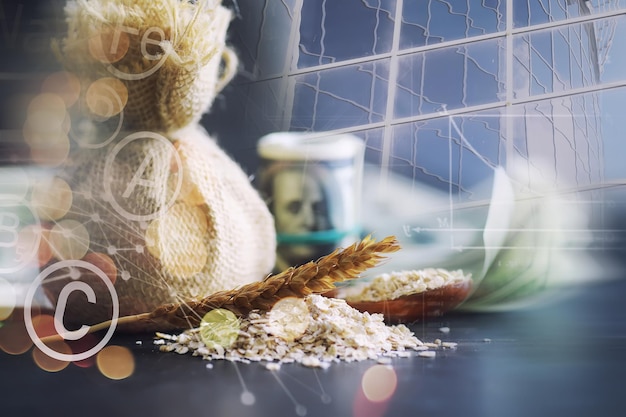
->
xmin=57 ymin=0 xmax=237 ymax=132
xmin=42 ymin=0 xmax=276 ymax=330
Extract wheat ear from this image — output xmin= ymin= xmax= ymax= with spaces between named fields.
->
xmin=40 ymin=235 xmax=400 ymax=341
xmin=141 ymin=234 xmax=400 ymax=330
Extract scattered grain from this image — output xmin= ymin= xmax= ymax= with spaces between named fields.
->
xmin=155 ymin=295 xmax=457 ymax=368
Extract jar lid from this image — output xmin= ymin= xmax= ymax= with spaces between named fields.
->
xmin=257 ymin=132 xmax=364 ymax=161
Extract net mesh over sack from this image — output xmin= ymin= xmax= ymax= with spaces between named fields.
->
xmin=40 ymin=0 xmax=276 ymax=331
xmin=55 ymin=0 xmax=236 ymax=133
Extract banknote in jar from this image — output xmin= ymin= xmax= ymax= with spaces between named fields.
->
xmin=257 ymin=132 xmax=365 ymax=271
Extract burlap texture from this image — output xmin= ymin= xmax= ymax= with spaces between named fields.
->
xmin=42 ymin=0 xmax=277 ymax=330
xmin=55 ymin=0 xmax=236 ymax=133
xmin=44 ymin=126 xmax=276 ymax=329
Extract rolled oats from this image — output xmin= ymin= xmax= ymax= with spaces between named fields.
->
xmin=265 ymin=362 xmax=281 ymax=371
xmin=155 ymin=295 xmax=457 ymax=368
xmin=346 ymin=269 xmax=470 ymax=302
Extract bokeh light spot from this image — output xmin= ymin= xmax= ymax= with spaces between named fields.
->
xmin=14 ymin=224 xmax=47 ymax=268
xmin=30 ymin=177 xmax=73 ymax=221
xmin=31 ymin=314 xmax=57 ymax=339
xmin=35 ymin=225 xmax=53 ymax=267
xmin=170 ymin=142 xmax=204 ymax=206
xmin=268 ymin=297 xmax=310 ymax=342
xmin=0 ymin=278 xmax=16 ymax=321
xmin=96 ymin=345 xmax=135 ymax=380
xmin=30 ymin=314 xmax=73 ymax=371
xmin=69 ymin=333 xmax=99 ymax=368
xmin=17 ymin=224 xmax=52 ymax=266
xmin=32 ymin=342 xmax=71 ymax=372
xmin=295 ymin=405 xmax=307 ymax=416
xmin=27 ymin=93 xmax=66 ymax=122
xmin=41 ymin=71 xmax=81 ymax=107
xmin=49 ymin=220 xmax=91 ymax=261
xmin=0 ymin=307 xmax=39 ymax=355
xmin=175 ymin=175 xmax=205 ymax=206
xmin=199 ymin=309 xmax=240 ymax=349
xmin=157 ymin=203 xmax=208 ymax=278
xmin=0 ymin=321 xmax=33 ymax=355
xmin=176 ymin=203 xmax=207 ymax=233
xmin=38 ymin=226 xmax=53 ymax=266
xmin=82 ymin=252 xmax=117 ymax=285
xmin=361 ymin=365 xmax=397 ymax=403
xmin=24 ymin=93 xmax=68 ymax=150
xmin=23 ymin=112 xmax=71 ymax=150
xmin=88 ymin=26 xmax=130 ymax=63
xmin=240 ymin=391 xmax=255 ymax=406
xmin=85 ymin=77 xmax=128 ymax=119
xmin=144 ymin=219 xmax=161 ymax=259
xmin=29 ymin=131 xmax=71 ymax=167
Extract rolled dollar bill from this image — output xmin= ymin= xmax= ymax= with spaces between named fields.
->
xmin=257 ymin=132 xmax=365 ymax=271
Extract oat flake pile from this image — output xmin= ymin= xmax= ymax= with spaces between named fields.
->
xmin=155 ymin=295 xmax=458 ymax=369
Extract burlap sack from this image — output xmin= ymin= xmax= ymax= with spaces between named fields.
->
xmin=55 ymin=0 xmax=236 ymax=132
xmin=41 ymin=0 xmax=276 ymax=330
xmin=44 ymin=125 xmax=276 ymax=329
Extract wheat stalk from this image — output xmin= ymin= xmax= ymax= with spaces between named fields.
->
xmin=42 ymin=235 xmax=400 ymax=341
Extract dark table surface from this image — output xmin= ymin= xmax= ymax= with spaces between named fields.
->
xmin=2 ymin=275 xmax=626 ymax=417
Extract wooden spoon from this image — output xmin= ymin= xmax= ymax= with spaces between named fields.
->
xmin=327 ymin=279 xmax=472 ymax=323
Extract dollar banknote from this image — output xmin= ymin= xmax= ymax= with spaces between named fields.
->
xmin=257 ymin=133 xmax=364 ymax=271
